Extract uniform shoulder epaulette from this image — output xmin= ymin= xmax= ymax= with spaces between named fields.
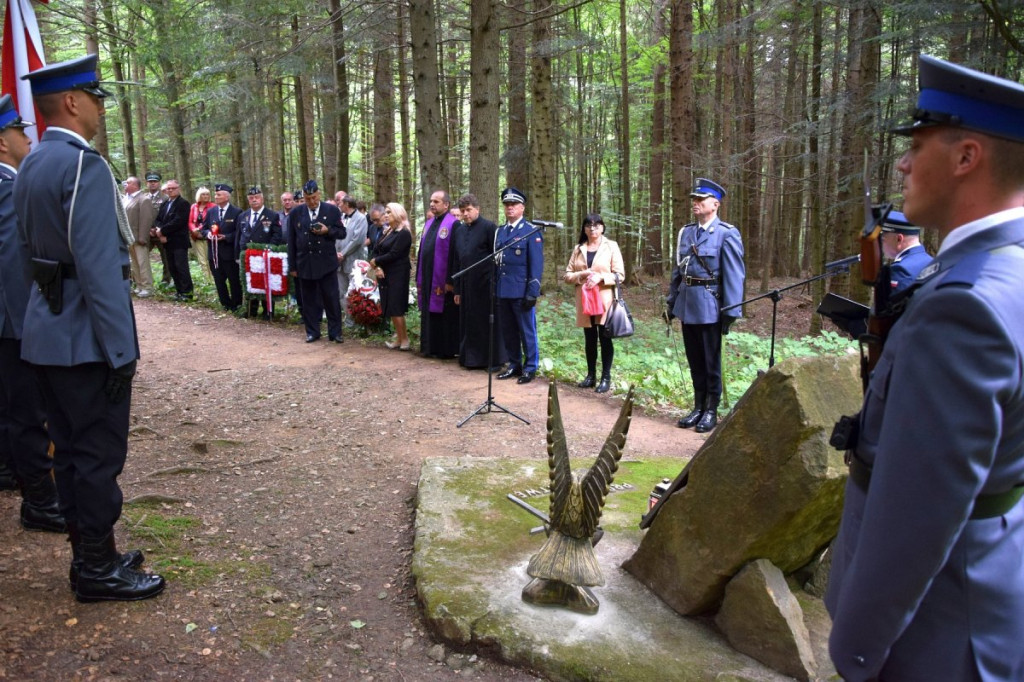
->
xmin=718 ymin=221 xmax=738 ymax=232
xmin=936 ymin=251 xmax=989 ymax=289
xmin=0 ymin=168 xmax=14 ymax=182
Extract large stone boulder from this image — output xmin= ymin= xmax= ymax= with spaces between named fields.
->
xmin=623 ymin=353 xmax=861 ymax=615
xmin=716 ymin=559 xmax=817 ymax=681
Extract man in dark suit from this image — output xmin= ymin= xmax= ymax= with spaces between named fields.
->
xmin=287 ymin=180 xmax=346 ymax=342
xmin=152 ymin=178 xmax=193 ymax=300
xmin=238 ymin=186 xmax=283 ymax=318
xmin=0 ymin=94 xmax=65 ymax=534
xmin=14 ymin=54 xmax=164 ymax=602
xmin=201 ymin=183 xmax=243 ymax=311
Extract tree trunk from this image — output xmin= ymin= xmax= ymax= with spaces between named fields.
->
xmin=83 ymin=0 xmax=108 ymax=158
xmin=644 ymin=0 xmax=668 ymax=277
xmin=469 ymin=0 xmax=500 ymax=221
xmin=330 ymin=0 xmax=350 ymax=193
xmin=397 ymin=3 xmax=414 ymax=208
xmin=618 ymin=0 xmax=634 ymax=276
xmin=293 ymin=16 xmax=312 ymax=182
xmin=505 ymin=0 xmax=529 ymax=191
xmin=373 ymin=46 xmax=398 ymax=203
xmin=409 ymin=0 xmax=449 ymax=214
xmin=529 ymin=0 xmax=555 ymax=221
xmin=668 ymin=0 xmax=694 ymax=223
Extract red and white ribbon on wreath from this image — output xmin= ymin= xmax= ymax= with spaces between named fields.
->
xmin=245 ymin=249 xmax=289 ymax=307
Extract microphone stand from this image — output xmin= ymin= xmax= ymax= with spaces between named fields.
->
xmin=721 ymin=256 xmax=859 ymax=370
xmin=452 ymin=223 xmax=548 ymax=427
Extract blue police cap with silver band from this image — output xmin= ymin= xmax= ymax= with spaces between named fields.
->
xmin=501 ymin=186 xmax=526 ymax=204
xmin=21 ymin=54 xmax=112 ymax=99
xmin=880 ymin=210 xmax=920 ymax=236
xmin=0 ymin=94 xmax=33 ymax=131
xmin=689 ymin=178 xmax=726 ymax=201
xmin=893 ymin=54 xmax=1024 ymax=143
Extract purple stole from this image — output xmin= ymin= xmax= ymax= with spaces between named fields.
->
xmin=417 ymin=212 xmax=457 ymax=314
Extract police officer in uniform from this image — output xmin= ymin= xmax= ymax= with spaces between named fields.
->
xmin=826 ymin=56 xmax=1024 ymax=681
xmin=0 ymin=94 xmax=65 ymax=533
xmin=667 ymin=178 xmax=745 ymax=433
xmin=14 ymin=55 xmax=163 ymax=602
xmin=494 ymin=187 xmax=543 ymax=384
xmin=287 ymin=180 xmax=346 ymax=343
xmin=880 ymin=210 xmax=933 ymax=293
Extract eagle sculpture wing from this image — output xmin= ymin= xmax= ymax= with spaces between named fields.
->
xmin=546 ymin=382 xmax=572 ymax=527
xmin=579 ymin=386 xmax=634 ymax=537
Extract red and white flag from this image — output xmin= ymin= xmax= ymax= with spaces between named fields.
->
xmin=2 ymin=0 xmax=48 ymax=143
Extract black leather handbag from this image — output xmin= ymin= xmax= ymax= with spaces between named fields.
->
xmin=602 ymin=285 xmax=634 ymax=339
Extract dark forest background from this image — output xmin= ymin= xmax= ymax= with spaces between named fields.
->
xmin=3 ymin=0 xmax=1022 ymax=330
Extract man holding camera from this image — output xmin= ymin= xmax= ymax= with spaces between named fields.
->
xmin=287 ymin=180 xmax=346 ymax=343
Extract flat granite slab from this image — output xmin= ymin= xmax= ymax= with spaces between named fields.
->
xmin=413 ymin=456 xmax=835 ymax=681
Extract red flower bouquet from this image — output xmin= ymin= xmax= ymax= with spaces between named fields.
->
xmin=347 ymin=289 xmax=383 ymax=327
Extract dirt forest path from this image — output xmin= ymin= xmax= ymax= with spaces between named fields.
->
xmin=0 ymin=299 xmax=701 ymax=681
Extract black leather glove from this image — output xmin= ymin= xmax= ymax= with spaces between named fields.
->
xmin=104 ymin=360 xmax=137 ymax=405
xmin=721 ymin=318 xmax=734 ymax=335
xmin=666 ymin=302 xmax=676 ymax=321
xmin=521 ymin=297 xmax=537 ymax=311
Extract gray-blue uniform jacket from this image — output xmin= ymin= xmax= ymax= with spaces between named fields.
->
xmin=13 ymin=129 xmax=137 ymax=370
xmin=494 ymin=218 xmax=543 ymax=300
xmin=0 ymin=163 xmax=28 ymax=340
xmin=667 ymin=216 xmax=745 ymax=324
xmin=826 ymin=214 xmax=1024 ymax=681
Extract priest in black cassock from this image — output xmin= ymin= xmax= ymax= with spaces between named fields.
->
xmin=416 ymin=191 xmax=461 ymax=358
xmin=451 ymin=194 xmax=508 ymax=370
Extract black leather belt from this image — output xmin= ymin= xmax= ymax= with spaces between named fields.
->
xmin=848 ymin=456 xmax=1024 ymax=519
xmin=63 ymin=264 xmax=131 ymax=280
xmin=684 ymin=276 xmax=717 ymax=286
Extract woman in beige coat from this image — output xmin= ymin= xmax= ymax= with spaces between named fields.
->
xmin=563 ymin=214 xmax=625 ymax=393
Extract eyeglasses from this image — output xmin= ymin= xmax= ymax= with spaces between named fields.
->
xmin=585 ymin=224 xmax=603 ymax=230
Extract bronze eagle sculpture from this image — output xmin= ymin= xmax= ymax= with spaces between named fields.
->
xmin=522 ymin=382 xmax=634 ymax=614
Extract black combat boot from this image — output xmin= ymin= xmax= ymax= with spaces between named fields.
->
xmin=20 ymin=474 xmax=67 ymax=533
xmin=66 ymin=522 xmax=145 ymax=591
xmin=695 ymin=395 xmax=720 ymax=433
xmin=677 ymin=392 xmax=706 ymax=429
xmin=75 ymin=530 xmax=165 ymax=603
xmin=595 ymin=373 xmax=611 ymax=394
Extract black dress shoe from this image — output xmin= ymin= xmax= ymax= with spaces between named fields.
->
xmin=677 ymin=409 xmax=704 ymax=429
xmin=517 ymin=371 xmax=536 ymax=384
xmin=305 ymin=334 xmax=320 ymax=343
xmin=694 ymin=409 xmax=718 ymax=433
xmin=497 ymin=367 xmax=522 ymax=380
xmin=328 ymin=336 xmax=344 ymax=344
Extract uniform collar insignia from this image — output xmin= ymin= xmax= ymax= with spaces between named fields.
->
xmin=917 ymin=261 xmax=941 ymax=281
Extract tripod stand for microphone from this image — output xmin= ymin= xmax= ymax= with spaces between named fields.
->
xmin=452 ymin=225 xmax=546 ymax=428
xmin=722 ymin=255 xmax=860 ymax=370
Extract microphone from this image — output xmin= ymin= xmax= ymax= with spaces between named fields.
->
xmin=533 ymin=219 xmax=564 ymax=229
xmin=825 ymin=254 xmax=860 ymax=270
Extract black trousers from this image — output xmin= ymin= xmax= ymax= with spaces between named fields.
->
xmin=166 ymin=246 xmax=193 ymax=296
xmin=681 ymin=321 xmax=723 ymax=397
xmin=34 ymin=362 xmax=131 ymax=537
xmin=211 ymin=257 xmax=242 ymax=310
xmin=582 ymin=324 xmax=614 ymax=376
xmin=298 ymin=272 xmax=342 ymax=340
xmin=0 ymin=338 xmax=51 ymax=482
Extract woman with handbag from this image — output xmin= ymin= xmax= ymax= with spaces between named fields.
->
xmin=563 ymin=214 xmax=625 ymax=393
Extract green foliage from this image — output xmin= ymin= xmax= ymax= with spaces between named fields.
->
xmin=536 ymin=292 xmax=855 ymax=415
